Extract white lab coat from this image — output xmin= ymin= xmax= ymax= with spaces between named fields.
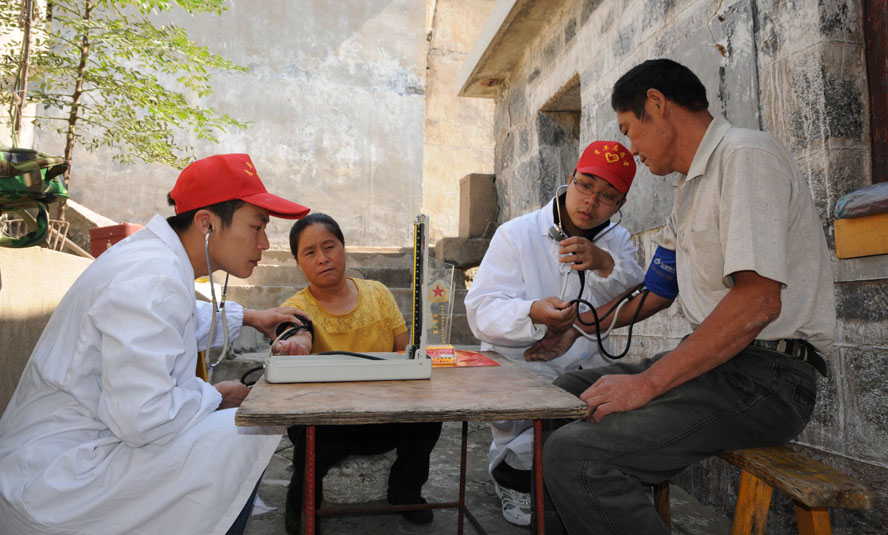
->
xmin=0 ymin=215 xmax=281 ymax=535
xmin=465 ymin=197 xmax=643 ymax=471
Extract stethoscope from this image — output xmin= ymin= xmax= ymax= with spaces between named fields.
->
xmin=550 ymin=183 xmax=648 ymax=359
xmin=203 ymin=226 xmax=231 ymax=383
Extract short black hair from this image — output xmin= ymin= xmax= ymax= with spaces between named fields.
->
xmin=165 ymin=193 xmax=245 ymax=233
xmin=289 ymin=213 xmax=345 ymax=259
xmin=611 ymin=59 xmax=709 ymax=118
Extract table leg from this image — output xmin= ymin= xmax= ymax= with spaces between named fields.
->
xmin=458 ymin=421 xmax=468 ymax=535
xmin=534 ymin=419 xmax=545 ymax=535
xmin=304 ymin=425 xmax=316 ymax=535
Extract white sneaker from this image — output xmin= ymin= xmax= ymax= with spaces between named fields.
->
xmin=494 ymin=482 xmax=532 ymax=526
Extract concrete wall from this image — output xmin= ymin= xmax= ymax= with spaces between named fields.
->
xmin=421 ymin=0 xmax=497 ymax=242
xmin=0 ymin=247 xmax=91 ymax=413
xmin=466 ymin=0 xmax=887 ymax=531
xmin=32 ymin=0 xmax=429 ymax=248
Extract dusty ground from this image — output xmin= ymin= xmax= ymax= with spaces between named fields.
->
xmin=243 ymin=421 xmax=731 ymax=535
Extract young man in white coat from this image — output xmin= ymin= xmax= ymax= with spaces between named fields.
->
xmin=0 ymin=153 xmax=312 ymax=535
xmin=464 ymin=141 xmax=644 ymax=526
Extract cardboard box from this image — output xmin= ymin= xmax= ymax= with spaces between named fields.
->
xmin=89 ymin=223 xmax=144 ymax=258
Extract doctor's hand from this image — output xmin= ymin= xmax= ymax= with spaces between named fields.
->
xmin=559 ymin=237 xmax=615 ymax=276
xmin=215 ymin=380 xmax=251 ymax=410
xmin=524 ymin=327 xmax=580 ymax=361
xmin=529 ymin=297 xmax=576 ymax=333
xmin=243 ymin=307 xmax=310 ymax=340
xmin=579 ymin=373 xmax=658 ymax=423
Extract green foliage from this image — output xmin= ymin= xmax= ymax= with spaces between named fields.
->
xmin=0 ymin=0 xmax=247 ymax=170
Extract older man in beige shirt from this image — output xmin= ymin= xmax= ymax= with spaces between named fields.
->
xmin=530 ymin=59 xmax=835 ymax=535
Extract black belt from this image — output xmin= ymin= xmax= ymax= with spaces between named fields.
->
xmin=749 ymin=339 xmax=828 ymax=377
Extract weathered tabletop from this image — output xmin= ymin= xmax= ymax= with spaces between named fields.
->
xmin=235 ymin=352 xmax=588 ymax=427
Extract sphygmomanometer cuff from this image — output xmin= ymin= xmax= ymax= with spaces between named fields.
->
xmin=275 ymin=315 xmax=314 ymax=339
xmin=643 ymin=245 xmax=679 ymax=300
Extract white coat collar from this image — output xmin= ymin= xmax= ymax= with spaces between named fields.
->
xmin=145 ymin=214 xmax=196 ymax=283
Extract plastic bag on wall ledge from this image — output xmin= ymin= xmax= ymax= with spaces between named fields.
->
xmin=834 ymin=182 xmax=888 ymax=219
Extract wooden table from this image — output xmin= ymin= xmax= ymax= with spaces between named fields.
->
xmin=236 ymin=353 xmax=588 ymax=534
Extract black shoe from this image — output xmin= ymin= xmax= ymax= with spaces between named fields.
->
xmin=389 ymin=496 xmax=434 ymax=525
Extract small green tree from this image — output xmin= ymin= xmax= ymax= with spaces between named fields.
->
xmin=0 ymin=0 xmax=247 ymax=201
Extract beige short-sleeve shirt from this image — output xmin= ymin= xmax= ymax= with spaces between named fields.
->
xmin=657 ymin=116 xmax=835 ymax=353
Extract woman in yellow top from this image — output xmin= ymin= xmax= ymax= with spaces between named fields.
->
xmin=280 ymin=213 xmax=442 ymax=534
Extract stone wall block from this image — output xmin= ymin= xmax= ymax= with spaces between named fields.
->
xmin=757 ymin=9 xmax=781 ymax=58
xmin=543 ymin=33 xmax=561 ymax=65
xmin=835 ymin=280 xmax=888 ymax=322
xmin=537 ymin=112 xmax=574 ymax=147
xmin=818 ymin=0 xmax=862 ymax=42
xmin=820 ymin=148 xmax=870 ymax=217
xmin=653 ymin=4 xmax=711 ymax=59
xmin=780 ymin=54 xmax=827 ymax=150
xmin=512 ymin=156 xmax=541 ymax=215
xmin=615 ymin=23 xmax=635 ymax=57
xmin=518 ymin=126 xmax=530 ymax=156
xmin=836 ymin=319 xmax=888 ymax=347
xmin=537 ymin=147 xmax=563 ymax=206
xmin=495 ymin=163 xmax=513 ymax=224
xmin=753 ymin=0 xmax=824 ymax=61
xmin=820 ymin=43 xmax=866 ymax=143
xmin=502 ymin=130 xmax=516 ymax=171
xmin=581 ymin=0 xmax=604 ymax=27
xmin=642 ymin=0 xmax=675 ymax=32
xmin=565 ymin=16 xmax=577 ymax=44
xmin=458 ymin=173 xmax=497 ymax=239
xmin=844 ymin=346 xmax=888 ymax=459
xmin=508 ymin=83 xmax=527 ymax=125
xmin=797 ymin=361 xmax=846 ymax=453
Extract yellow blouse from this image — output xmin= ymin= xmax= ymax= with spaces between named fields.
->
xmin=281 ymin=278 xmax=408 ymax=353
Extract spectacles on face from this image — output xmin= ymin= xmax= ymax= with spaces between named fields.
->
xmin=570 ymin=176 xmax=623 ymax=207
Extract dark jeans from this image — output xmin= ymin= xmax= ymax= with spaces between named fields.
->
xmin=542 ymin=347 xmax=817 ymax=535
xmin=226 ymin=473 xmax=262 ymax=535
xmin=286 ymin=421 xmax=443 ymax=525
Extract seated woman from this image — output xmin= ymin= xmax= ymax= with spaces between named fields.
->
xmin=280 ymin=213 xmax=442 ymax=533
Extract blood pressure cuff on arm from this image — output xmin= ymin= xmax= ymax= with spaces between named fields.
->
xmin=644 ymin=246 xmax=678 ymax=300
xmin=275 ymin=315 xmax=314 ymax=339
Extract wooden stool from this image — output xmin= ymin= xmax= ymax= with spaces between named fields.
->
xmin=654 ymin=445 xmax=873 ymax=535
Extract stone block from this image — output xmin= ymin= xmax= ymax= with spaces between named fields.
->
xmin=458 ymin=173 xmax=497 ymax=239
xmin=642 ymin=0 xmax=675 ymax=31
xmin=844 ymin=345 xmax=888 ymax=455
xmin=518 ymin=126 xmax=530 ymax=156
xmin=581 ymin=0 xmax=604 ymax=27
xmin=433 ymin=237 xmax=491 ymax=269
xmin=0 ymin=247 xmax=91 ymax=413
xmin=543 ymin=34 xmax=561 ymax=65
xmin=564 ymin=17 xmax=576 ymax=44
xmin=324 ymin=451 xmax=396 ymax=504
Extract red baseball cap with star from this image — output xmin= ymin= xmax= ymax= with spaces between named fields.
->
xmin=169 ymin=154 xmax=310 ymax=219
xmin=575 ymin=141 xmax=636 ymax=195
